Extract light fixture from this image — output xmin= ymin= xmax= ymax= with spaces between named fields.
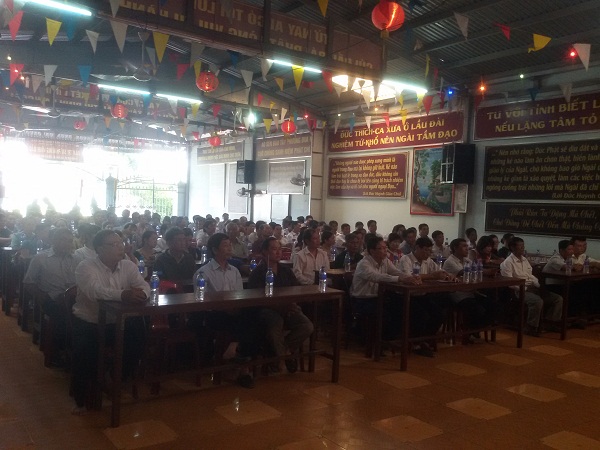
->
xmin=519 ymin=74 xmax=524 ymax=79
xmin=156 ymin=93 xmax=202 ymax=104
xmin=247 ymin=112 xmax=256 ymax=124
xmin=267 ymin=59 xmax=322 ymax=74
xmin=569 ymin=49 xmax=577 ymax=58
xmin=6 ymin=55 xmax=11 ymax=61
xmin=24 ymin=0 xmax=93 ymax=17
xmin=98 ymin=84 xmax=151 ymax=96
xmin=447 ymin=89 xmax=454 ymax=95
xmin=479 ymin=84 xmax=486 ymax=92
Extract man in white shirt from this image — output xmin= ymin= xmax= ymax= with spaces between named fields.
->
xmin=73 ymin=224 xmax=101 ymax=266
xmin=292 ymin=228 xmax=329 ymax=285
xmin=500 ymin=237 xmax=562 ymax=336
xmin=335 ymin=222 xmax=351 ymax=249
xmin=570 ymin=236 xmax=600 ymax=269
xmin=227 ymin=222 xmax=248 ymax=260
xmin=71 ymin=230 xmax=149 ymax=413
xmin=431 ymin=230 xmax=451 ymax=258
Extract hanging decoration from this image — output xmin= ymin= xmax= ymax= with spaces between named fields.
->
xmin=208 ymin=134 xmax=222 ymax=147
xmin=111 ymin=103 xmax=128 ymax=119
xmin=196 ymin=71 xmax=219 ymax=92
xmin=528 ymin=34 xmax=551 ymax=53
xmin=73 ymin=120 xmax=87 ymax=131
xmin=281 ymin=120 xmax=296 ymax=135
xmin=371 ymin=0 xmax=405 ymax=38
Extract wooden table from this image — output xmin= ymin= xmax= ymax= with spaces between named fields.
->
xmin=97 ymin=285 xmax=344 ymax=427
xmin=539 ymin=268 xmax=600 ymax=340
xmin=378 ymin=276 xmax=526 ymax=371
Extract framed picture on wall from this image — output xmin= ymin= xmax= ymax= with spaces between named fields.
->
xmin=410 ymin=147 xmax=455 ymax=216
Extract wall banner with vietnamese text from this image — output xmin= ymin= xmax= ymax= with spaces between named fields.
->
xmin=485 ymin=202 xmax=600 ymax=239
xmin=475 ymin=92 xmax=600 ymax=139
xmin=197 ymin=141 xmax=244 ymax=164
xmin=329 ymin=112 xmax=464 ymax=152
xmin=328 ymin=152 xmax=408 ymax=198
xmin=256 ymin=133 xmax=311 ymax=160
xmin=484 ymin=140 xmax=600 ymax=201
xmin=25 ymin=139 xmax=83 ymax=162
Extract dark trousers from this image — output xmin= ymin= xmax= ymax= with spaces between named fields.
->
xmin=456 ymin=294 xmax=495 ymax=330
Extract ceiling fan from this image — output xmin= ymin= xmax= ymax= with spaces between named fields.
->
xmin=92 ymin=31 xmax=154 ymax=83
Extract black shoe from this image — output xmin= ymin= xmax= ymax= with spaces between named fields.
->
xmin=413 ymin=345 xmax=435 ymax=358
xmin=238 ymin=374 xmax=255 ymax=389
xmin=524 ymin=326 xmax=541 ymax=337
xmin=284 ymin=358 xmax=298 ymax=374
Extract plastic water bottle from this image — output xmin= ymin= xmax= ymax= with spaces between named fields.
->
xmin=463 ymin=262 xmax=471 ymax=283
xmin=535 ymin=249 xmax=541 ymax=264
xmin=249 ymin=258 xmax=257 ymax=272
xmin=200 ymin=245 xmax=208 ymax=264
xmin=393 ymin=254 xmax=400 ymax=269
xmin=195 ymin=273 xmax=206 ymax=301
xmin=149 ymin=271 xmax=160 ymax=305
xmin=330 ymin=246 xmax=337 ymax=262
xmin=477 ymin=259 xmax=483 ymax=282
xmin=565 ymin=257 xmax=573 ymax=275
xmin=436 ymin=253 xmax=443 ymax=270
xmin=138 ymin=257 xmax=145 ymax=276
xmin=344 ymin=253 xmax=352 ymax=272
xmin=265 ymin=268 xmax=274 ymax=297
xmin=470 ymin=260 xmax=478 ymax=283
xmin=319 ymin=266 xmax=327 ymax=293
xmin=583 ymin=256 xmax=590 ymax=274
xmin=412 ymin=262 xmax=421 ymax=276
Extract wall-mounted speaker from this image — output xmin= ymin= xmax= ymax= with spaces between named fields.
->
xmin=236 ymin=160 xmax=255 ymax=184
xmin=441 ymin=143 xmax=475 ymax=184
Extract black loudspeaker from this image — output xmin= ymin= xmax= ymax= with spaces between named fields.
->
xmin=236 ymin=160 xmax=255 ymax=184
xmin=443 ymin=143 xmax=475 ymax=184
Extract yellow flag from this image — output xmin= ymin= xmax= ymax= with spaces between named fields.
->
xmin=193 ymin=60 xmax=202 ymax=79
xmin=528 ymin=34 xmax=551 ymax=53
xmin=318 ymin=0 xmax=328 ymax=17
xmin=153 ymin=31 xmax=170 ymax=63
xmin=425 ymin=54 xmax=430 ymax=77
xmin=292 ymin=65 xmax=304 ymax=91
xmin=104 ymin=116 xmax=112 ymax=128
xmin=275 ymin=77 xmax=284 ymax=91
xmin=416 ymin=93 xmax=425 ymax=108
xmin=191 ymin=102 xmax=200 ymax=117
xmin=400 ymin=109 xmax=408 ymax=124
xmin=180 ymin=125 xmax=187 ymax=136
xmin=46 ymin=18 xmax=62 ymax=46
xmin=263 ymin=118 xmax=272 ymax=133
xmin=119 ymin=121 xmax=125 ymax=129
xmin=269 ymin=101 xmax=275 ymax=111
xmin=397 ymin=92 xmax=404 ymax=108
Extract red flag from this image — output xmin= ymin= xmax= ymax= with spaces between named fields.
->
xmin=423 ymin=95 xmax=434 ymax=115
xmin=322 ymin=71 xmax=333 ymax=92
xmin=301 ymin=80 xmax=314 ymax=89
xmin=176 ymin=64 xmax=188 ymax=80
xmin=134 ymin=138 xmax=140 ymax=148
xmin=307 ymin=118 xmax=316 ymax=130
xmin=257 ymin=93 xmax=263 ymax=106
xmin=89 ymin=84 xmax=99 ymax=100
xmin=439 ymin=91 xmax=446 ymax=109
xmin=192 ymin=131 xmax=199 ymax=140
xmin=382 ymin=112 xmax=390 ymax=127
xmin=212 ymin=103 xmax=221 ymax=117
xmin=178 ymin=106 xmax=187 ymax=119
xmin=9 ymin=63 xmax=23 ymax=86
xmin=5 ymin=0 xmax=14 ymax=12
xmin=9 ymin=11 xmax=23 ymax=41
xmin=168 ymin=52 xmax=179 ymax=63
xmin=495 ymin=23 xmax=510 ymax=40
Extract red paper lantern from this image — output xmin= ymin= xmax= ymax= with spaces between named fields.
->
xmin=111 ymin=103 xmax=128 ymax=119
xmin=208 ymin=135 xmax=221 ymax=147
xmin=73 ymin=120 xmax=86 ymax=130
xmin=196 ymin=71 xmax=219 ymax=92
xmin=371 ymin=0 xmax=405 ymax=37
xmin=281 ymin=120 xmax=296 ymax=135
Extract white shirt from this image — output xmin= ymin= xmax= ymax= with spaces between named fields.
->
xmin=292 ymin=247 xmax=330 ymax=285
xmin=572 ymin=253 xmax=597 ymax=264
xmin=542 ymin=252 xmax=567 ymax=285
xmin=432 ymin=243 xmax=451 ymax=258
xmin=73 ymin=246 xmax=96 ymax=266
xmin=195 ymin=259 xmax=243 ymax=292
xmin=442 ymin=254 xmax=472 ymax=302
xmin=73 ymin=256 xmax=149 ymax=324
xmin=23 ymin=249 xmax=77 ymax=300
xmin=334 ymin=232 xmax=346 ymax=249
xmin=399 ymin=252 xmax=438 ymax=276
xmin=500 ymin=253 xmax=539 ymax=290
xmin=350 ymin=254 xmax=407 ymax=298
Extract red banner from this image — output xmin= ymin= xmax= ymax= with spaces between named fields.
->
xmin=329 ymin=112 xmax=464 ymax=152
xmin=328 ymin=153 xmax=408 ymax=198
xmin=475 ymin=92 xmax=600 ymax=139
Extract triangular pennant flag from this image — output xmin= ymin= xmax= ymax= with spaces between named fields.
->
xmin=44 ymin=65 xmax=57 ymax=86
xmin=361 ymin=89 xmax=371 ymax=109
xmin=192 ymin=131 xmax=199 ymax=140
xmin=89 ymin=83 xmax=99 ymax=100
xmin=8 ymin=10 xmax=23 ymax=41
xmin=382 ymin=113 xmax=390 ymax=127
xmin=257 ymin=93 xmax=263 ymax=106
xmin=423 ymin=95 xmax=434 ymax=115
xmin=414 ymin=38 xmax=423 ymax=51
xmin=396 ymin=91 xmax=404 ymax=108
xmin=176 ymin=63 xmax=188 ymax=80
xmin=272 ymin=113 xmax=279 ymax=130
xmin=528 ymin=87 xmax=539 ymax=101
xmin=153 ymin=31 xmax=169 ymax=63
xmin=109 ymin=0 xmax=120 ymax=17
xmin=228 ymin=50 xmax=239 ymax=66
xmin=240 ymin=69 xmax=253 ymax=87
xmin=189 ymin=42 xmax=205 ymax=67
xmin=212 ymin=103 xmax=221 ymax=117
xmin=193 ymin=60 xmax=202 ymax=79
xmin=573 ymin=43 xmax=591 ymax=70
xmin=178 ymin=106 xmax=187 ymax=119
xmin=528 ymin=34 xmax=551 ymax=53
xmin=14 ymin=81 xmax=25 ymax=100
xmin=307 ymin=119 xmax=316 ymax=131
xmin=180 ymin=125 xmax=187 ymax=137
xmin=208 ymin=62 xmax=220 ymax=77
xmin=274 ymin=77 xmax=284 ymax=91
xmin=348 ymin=116 xmax=355 ymax=133
xmin=439 ymin=90 xmax=446 ymax=109
xmin=46 ymin=18 xmax=61 ymax=46
xmin=454 ymin=12 xmax=469 ymax=39
xmin=317 ymin=0 xmax=328 ymax=17
xmin=191 ymin=102 xmax=200 ymax=117
xmin=146 ymin=46 xmax=156 ymax=68
xmin=5 ymin=0 xmax=14 ymax=12
xmin=347 ymin=77 xmax=355 ymax=92
xmin=495 ymin=23 xmax=510 ymax=40
xmin=260 ymin=59 xmax=272 ymax=81
xmin=104 ymin=116 xmax=112 ymax=128
xmin=474 ymin=94 xmax=483 ymax=110
xmin=119 ymin=121 xmax=125 ymax=130
xmin=425 ymin=54 xmax=430 ymax=77
xmin=334 ymin=84 xmax=343 ymax=97
xmin=373 ymin=81 xmax=381 ymax=101
xmin=269 ymin=101 xmax=275 ymax=110
xmin=108 ymin=94 xmax=118 ymax=106
xmin=64 ymin=18 xmax=76 ymax=40
xmin=9 ymin=63 xmax=23 ymax=85
xmin=142 ymin=94 xmax=152 ymax=109
xmin=243 ymin=115 xmax=251 ymax=130
xmin=292 ymin=66 xmax=304 ymax=91
xmin=280 ymin=108 xmax=287 ymax=122
xmin=334 ymin=118 xmax=340 ymax=134
xmin=559 ymin=83 xmax=572 ymax=103
xmin=400 ymin=109 xmax=408 ymax=123
xmin=365 ymin=116 xmax=371 ymax=129
xmin=31 ymin=74 xmax=43 ymax=93
xmin=321 ymin=71 xmax=333 ymax=92
xmin=78 ymin=65 xmax=91 ymax=87
xmin=86 ymin=30 xmax=99 ymax=53
xmin=416 ymin=92 xmax=425 ymax=108
xmin=168 ymin=98 xmax=177 ymax=115
xmin=110 ymin=20 xmax=128 ymax=53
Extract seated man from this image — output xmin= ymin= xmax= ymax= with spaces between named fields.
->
xmin=71 ymin=230 xmax=149 ymax=414
xmin=73 ymin=224 xmax=101 ymax=266
xmin=227 ymin=222 xmax=248 ymax=260
xmin=431 ymin=230 xmax=451 ymax=258
xmin=247 ymin=237 xmax=313 ymax=373
xmin=500 ymin=237 xmax=563 ymax=336
xmin=292 ymin=228 xmax=330 ymax=285
xmin=332 ymin=231 xmax=363 ymax=269
xmin=153 ymin=227 xmax=197 ymax=283
xmin=251 ymin=223 xmax=273 ymax=255
xmin=398 ymin=237 xmax=455 ymax=355
xmin=399 ymin=227 xmax=417 ymax=256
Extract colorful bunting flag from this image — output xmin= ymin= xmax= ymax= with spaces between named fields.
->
xmin=212 ymin=104 xmax=221 ymax=117
xmin=8 ymin=10 xmax=23 ymax=41
xmin=292 ymin=66 xmax=304 ymax=91
xmin=191 ymin=102 xmax=201 ymax=117
xmin=110 ymin=20 xmax=127 ymax=53
xmin=559 ymin=83 xmax=572 ymax=103
xmin=423 ymin=95 xmax=434 ymax=115
xmin=281 ymin=107 xmax=287 ymax=122
xmin=109 ymin=0 xmax=120 ymax=17
xmin=439 ymin=91 xmax=446 ymax=109
xmin=104 ymin=116 xmax=112 ymax=128
xmin=321 ymin=71 xmax=333 ymax=92
xmin=348 ymin=116 xmax=355 ymax=133
xmin=334 ymin=85 xmax=343 ymax=97
xmin=178 ymin=106 xmax=187 ymax=119
xmin=189 ymin=42 xmax=205 ymax=67
xmin=153 ymin=31 xmax=169 ymax=63
xmin=334 ymin=118 xmax=340 ymax=134
xmin=78 ymin=65 xmax=91 ymax=87
xmin=46 ymin=18 xmax=62 ymax=46
xmin=454 ymin=12 xmax=469 ymax=39
xmin=257 ymin=93 xmax=263 ymax=106
xmin=240 ymin=69 xmax=253 ymax=87
xmin=495 ymin=23 xmax=510 ymax=40
xmin=528 ymin=34 xmax=551 ymax=53
xmin=318 ymin=0 xmax=328 ymax=17
xmin=228 ymin=50 xmax=239 ymax=66
xmin=382 ymin=113 xmax=390 ymax=127
xmin=193 ymin=60 xmax=202 ymax=79
xmin=146 ymin=47 xmax=156 ymax=68
xmin=64 ymin=18 xmax=76 ymax=40
xmin=260 ymin=59 xmax=272 ymax=81
xmin=192 ymin=131 xmax=199 ymax=140
xmin=361 ymin=89 xmax=371 ymax=109
xmin=86 ymin=30 xmax=99 ymax=53
xmin=573 ymin=43 xmax=591 ymax=70
xmin=31 ymin=74 xmax=43 ymax=93
xmin=263 ymin=118 xmax=272 ymax=133
xmin=176 ymin=64 xmax=188 ymax=80
xmin=44 ymin=65 xmax=57 ymax=87
xmin=365 ymin=116 xmax=371 ymax=129
xmin=528 ymin=87 xmax=539 ymax=101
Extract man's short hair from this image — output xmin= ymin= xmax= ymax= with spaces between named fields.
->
xmin=366 ymin=235 xmax=383 ymax=252
xmin=355 ymin=221 xmax=364 ymax=228
xmin=328 ymin=220 xmax=338 ymax=227
xmin=403 ymin=227 xmax=417 ymax=239
xmin=303 ymin=228 xmax=317 ymax=244
xmin=415 ymin=237 xmax=433 ymax=248
xmin=206 ymin=233 xmax=229 ymax=259
xmin=387 ymin=233 xmax=402 ymax=243
xmin=450 ymin=238 xmax=466 ymax=253
xmin=432 ymin=230 xmax=443 ymax=240
xmin=418 ymin=223 xmax=429 ymax=231
xmin=296 ymin=216 xmax=305 ymax=223
xmin=570 ymin=236 xmax=587 ymax=244
xmin=164 ymin=227 xmax=184 ymax=243
xmin=226 ymin=222 xmax=238 ymax=233
xmin=558 ymin=239 xmax=571 ymax=251
xmin=182 ymin=228 xmax=193 ymax=237
xmin=203 ymin=219 xmax=216 ymax=231
xmin=93 ymin=229 xmax=117 ymax=252
xmin=501 ymin=233 xmax=514 ymax=244
xmin=261 ymin=236 xmax=278 ymax=253
xmin=509 ymin=237 xmax=524 ymax=250
xmin=345 ymin=232 xmax=360 ymax=243
xmin=465 ymin=227 xmax=476 ymax=236
xmin=367 ymin=220 xmax=376 ymax=227
xmin=341 ymin=223 xmax=350 ymax=230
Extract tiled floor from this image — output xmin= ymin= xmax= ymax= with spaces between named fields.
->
xmin=1 ymin=312 xmax=599 ymax=449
